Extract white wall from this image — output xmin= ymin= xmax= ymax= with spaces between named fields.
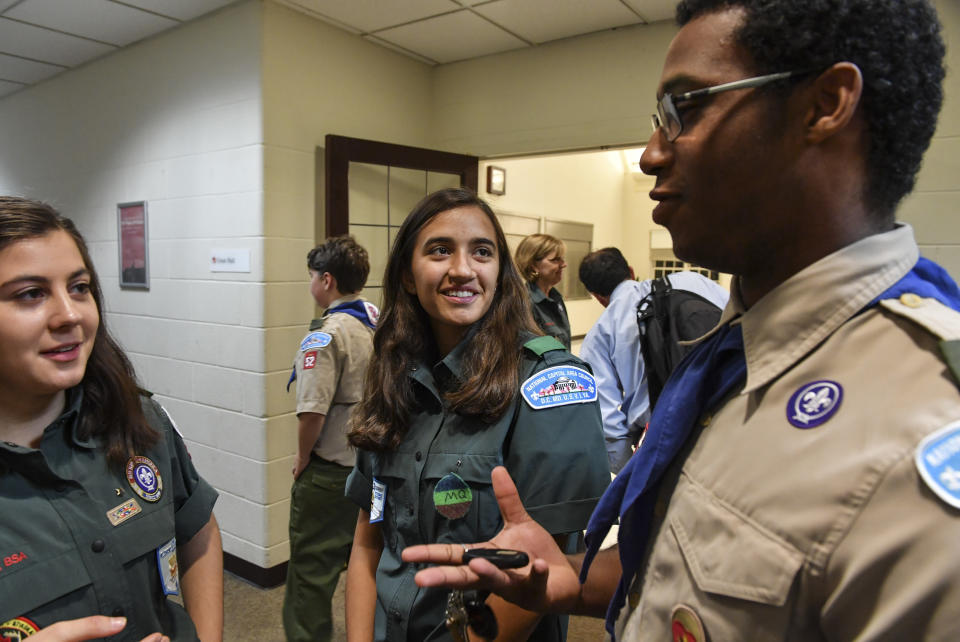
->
xmin=254 ymin=1 xmax=436 ymax=568
xmin=0 ymin=0 xmax=268 ymax=563
xmin=901 ymin=0 xmax=960 ymax=273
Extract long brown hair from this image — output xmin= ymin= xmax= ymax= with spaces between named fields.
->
xmin=0 ymin=197 xmax=158 ymax=466
xmin=348 ymin=188 xmax=539 ymax=452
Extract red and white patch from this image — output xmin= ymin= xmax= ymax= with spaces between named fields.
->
xmin=1 ymin=616 xmax=40 ymax=639
xmin=303 ymin=351 xmax=317 ymax=370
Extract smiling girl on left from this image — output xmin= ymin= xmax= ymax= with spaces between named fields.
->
xmin=0 ymin=197 xmax=222 ymax=642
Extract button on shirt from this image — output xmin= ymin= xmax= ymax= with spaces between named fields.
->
xmin=580 ymin=273 xmax=728 ymax=473
xmin=618 ymin=225 xmax=960 ymax=641
xmin=0 ymin=389 xmax=218 ymax=641
xmin=345 ymin=336 xmax=610 ymax=641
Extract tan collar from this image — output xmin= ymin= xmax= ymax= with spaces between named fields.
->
xmin=721 ymin=225 xmax=918 ymax=393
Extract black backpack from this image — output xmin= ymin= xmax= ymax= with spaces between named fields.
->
xmin=637 ymin=276 xmax=723 ymax=409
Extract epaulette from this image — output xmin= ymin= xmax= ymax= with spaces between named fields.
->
xmin=522 ymin=335 xmax=566 ymax=356
xmin=880 ymin=294 xmax=960 ymax=383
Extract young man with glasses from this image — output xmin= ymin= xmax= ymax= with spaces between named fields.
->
xmin=403 ymin=1 xmax=960 ymax=640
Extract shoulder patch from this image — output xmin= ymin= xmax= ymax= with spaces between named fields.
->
xmin=300 ymin=331 xmax=332 ymax=351
xmin=523 ymin=335 xmax=566 ymax=356
xmin=521 ymin=365 xmax=597 ymax=410
xmin=916 ymin=420 xmax=960 ymax=509
xmin=364 ymin=301 xmax=380 ymax=327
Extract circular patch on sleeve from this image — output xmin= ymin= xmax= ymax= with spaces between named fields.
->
xmin=670 ymin=604 xmax=705 ymax=642
xmin=916 ymin=420 xmax=960 ymax=509
xmin=786 ymin=380 xmax=843 ymax=429
xmin=433 ymin=473 xmax=473 ymax=520
xmin=1 ymin=617 xmax=40 ymax=638
xmin=126 ymin=455 xmax=163 ymax=502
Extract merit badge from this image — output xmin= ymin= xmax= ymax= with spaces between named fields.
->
xmin=671 ymin=604 xmax=705 ymax=642
xmin=1 ymin=617 xmax=40 ymax=639
xmin=521 ymin=366 xmax=597 ymax=410
xmin=156 ymin=537 xmax=180 ymax=596
xmin=786 ymin=380 xmax=843 ymax=429
xmin=370 ymin=477 xmax=386 ymax=524
xmin=126 ymin=455 xmax=163 ymax=502
xmin=303 ymin=350 xmax=318 ymax=370
xmin=106 ymin=497 xmax=142 ymax=527
xmin=300 ymin=331 xmax=332 ymax=351
xmin=916 ymin=420 xmax=960 ymax=509
xmin=434 ymin=473 xmax=473 ymax=520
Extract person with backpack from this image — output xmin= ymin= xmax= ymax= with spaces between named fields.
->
xmin=578 ymin=247 xmax=727 ymax=473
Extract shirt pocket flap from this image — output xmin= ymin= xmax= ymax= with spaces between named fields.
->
xmin=669 ymin=478 xmax=803 ymax=606
xmin=110 ymin=503 xmax=174 ymax=563
xmin=420 ymin=453 xmax=500 ymax=484
xmin=0 ymin=551 xmax=91 ymax=620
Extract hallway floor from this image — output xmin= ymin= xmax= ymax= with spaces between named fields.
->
xmin=222 ymin=570 xmax=606 ymax=641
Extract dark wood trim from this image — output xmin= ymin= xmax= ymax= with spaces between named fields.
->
xmin=325 ymin=134 xmax=479 ymax=237
xmin=223 ymin=552 xmax=287 ymax=589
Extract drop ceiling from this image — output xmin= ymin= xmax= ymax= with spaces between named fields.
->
xmin=0 ymin=0 xmax=677 ymax=99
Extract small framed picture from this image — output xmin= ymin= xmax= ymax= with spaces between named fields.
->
xmin=486 ymin=166 xmax=506 ymax=195
xmin=118 ymin=201 xmax=149 ymax=290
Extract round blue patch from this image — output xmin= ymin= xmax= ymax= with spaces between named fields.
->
xmin=786 ymin=380 xmax=842 ymax=429
xmin=916 ymin=421 xmax=960 ymax=509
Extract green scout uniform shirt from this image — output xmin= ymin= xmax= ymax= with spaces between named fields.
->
xmin=345 ymin=334 xmax=609 ymax=641
xmin=527 ymin=282 xmax=571 ymax=349
xmin=0 ymin=388 xmax=218 ymax=641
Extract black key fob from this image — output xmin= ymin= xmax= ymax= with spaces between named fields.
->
xmin=462 ymin=548 xmax=529 ymax=569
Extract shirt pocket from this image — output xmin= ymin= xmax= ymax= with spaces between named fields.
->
xmin=0 ymin=549 xmax=92 ymax=622
xmin=420 ymin=453 xmax=501 ymax=544
xmin=648 ymin=476 xmax=804 ymax=641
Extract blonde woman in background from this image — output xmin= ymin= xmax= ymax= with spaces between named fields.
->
xmin=515 ymin=234 xmax=570 ymax=349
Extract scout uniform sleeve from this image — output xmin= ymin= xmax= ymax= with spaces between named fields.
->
xmin=345 ymin=449 xmax=375 ymax=511
xmin=507 ymin=346 xmax=610 ymax=534
xmin=145 ymin=398 xmax=219 ymax=543
xmin=820 ymin=448 xmax=960 ymax=640
xmin=295 ymin=324 xmax=344 ymax=415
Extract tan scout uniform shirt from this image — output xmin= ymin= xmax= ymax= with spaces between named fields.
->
xmin=293 ymin=295 xmax=374 ymax=467
xmin=618 ymin=225 xmax=960 ymax=641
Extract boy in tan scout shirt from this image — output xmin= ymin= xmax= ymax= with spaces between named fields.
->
xmin=282 ymin=236 xmax=377 ymax=642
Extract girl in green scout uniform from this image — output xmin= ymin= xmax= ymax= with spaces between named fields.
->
xmin=0 ymin=197 xmax=222 ymax=642
xmin=344 ymin=188 xmax=609 ymax=641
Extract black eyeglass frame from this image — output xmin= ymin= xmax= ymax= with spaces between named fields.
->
xmin=652 ymin=69 xmax=812 ymax=142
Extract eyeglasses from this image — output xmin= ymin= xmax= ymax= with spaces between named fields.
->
xmin=651 ymin=70 xmax=810 ymax=142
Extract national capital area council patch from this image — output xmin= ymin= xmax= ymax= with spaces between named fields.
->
xmin=521 ymin=365 xmax=597 ymax=410
xmin=916 ymin=420 xmax=960 ymax=509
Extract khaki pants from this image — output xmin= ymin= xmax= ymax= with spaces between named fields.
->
xmin=282 ymin=456 xmax=357 ymax=642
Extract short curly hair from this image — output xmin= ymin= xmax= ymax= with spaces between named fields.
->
xmin=307 ymin=235 xmax=369 ymax=294
xmin=676 ymin=0 xmax=945 ymax=220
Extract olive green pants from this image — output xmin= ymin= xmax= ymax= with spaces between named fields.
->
xmin=282 ymin=456 xmax=357 ymax=642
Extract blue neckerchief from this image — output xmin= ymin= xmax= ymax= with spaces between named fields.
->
xmin=327 ymin=299 xmax=378 ymax=329
xmin=583 ymin=256 xmax=960 ymax=639
xmin=285 ymin=299 xmax=379 ymax=391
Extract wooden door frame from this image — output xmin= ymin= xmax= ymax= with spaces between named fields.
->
xmin=324 ymin=134 xmax=479 ymax=237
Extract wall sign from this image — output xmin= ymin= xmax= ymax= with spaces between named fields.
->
xmin=210 ymin=248 xmax=251 ymax=273
xmin=118 ymin=201 xmax=149 ymax=290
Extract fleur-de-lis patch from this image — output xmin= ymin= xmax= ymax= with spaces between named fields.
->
xmin=787 ymin=380 xmax=843 ymax=429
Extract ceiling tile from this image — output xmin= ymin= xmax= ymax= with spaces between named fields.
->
xmin=287 ymin=0 xmax=460 ymax=33
xmin=0 ymin=78 xmax=23 ymax=98
xmin=7 ymin=0 xmax=177 ymax=46
xmin=0 ymin=52 xmax=64 ymax=83
xmin=0 ymin=17 xmax=115 ymax=67
xmin=474 ymin=0 xmax=641 ymax=44
xmin=621 ymin=0 xmax=677 ymax=23
xmin=375 ymin=10 xmax=527 ymax=63
xmin=111 ymin=0 xmax=240 ymax=22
